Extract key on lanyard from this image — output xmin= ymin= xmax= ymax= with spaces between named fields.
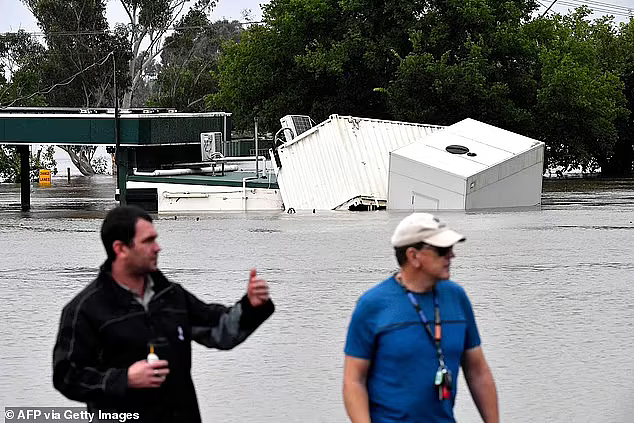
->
xmin=434 ymin=368 xmax=444 ymax=386
xmin=436 ymin=367 xmax=446 ymax=400
xmin=435 ymin=367 xmax=452 ymax=400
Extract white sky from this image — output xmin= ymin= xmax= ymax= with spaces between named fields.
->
xmin=0 ymin=0 xmax=272 ymax=33
xmin=0 ymin=0 xmax=631 ymax=34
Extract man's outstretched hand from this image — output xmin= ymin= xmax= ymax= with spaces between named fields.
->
xmin=247 ymin=269 xmax=270 ymax=307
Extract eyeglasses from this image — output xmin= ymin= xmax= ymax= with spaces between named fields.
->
xmin=422 ymin=245 xmax=453 ymax=257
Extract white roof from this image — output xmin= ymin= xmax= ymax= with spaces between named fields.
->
xmin=392 ymin=118 xmax=543 ymax=178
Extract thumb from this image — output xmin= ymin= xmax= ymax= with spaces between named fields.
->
xmin=250 ymin=268 xmax=257 ymax=281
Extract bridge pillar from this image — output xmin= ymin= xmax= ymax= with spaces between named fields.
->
xmin=19 ymin=145 xmax=30 ymax=211
xmin=117 ymin=147 xmax=128 ymax=206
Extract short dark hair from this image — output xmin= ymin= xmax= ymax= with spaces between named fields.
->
xmin=394 ymin=241 xmax=426 ymax=267
xmin=101 ymin=205 xmax=153 ymax=262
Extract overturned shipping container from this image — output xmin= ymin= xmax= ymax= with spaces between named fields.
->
xmin=272 ymin=114 xmax=443 ymax=210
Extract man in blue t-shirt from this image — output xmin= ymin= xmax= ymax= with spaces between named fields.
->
xmin=343 ymin=213 xmax=499 ymax=423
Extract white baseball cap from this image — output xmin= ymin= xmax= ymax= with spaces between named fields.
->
xmin=390 ymin=213 xmax=465 ymax=248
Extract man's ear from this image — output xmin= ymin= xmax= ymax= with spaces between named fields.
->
xmin=112 ymin=240 xmax=127 ymax=258
xmin=406 ymin=247 xmax=421 ymax=269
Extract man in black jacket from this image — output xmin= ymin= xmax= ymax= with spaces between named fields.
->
xmin=53 ymin=205 xmax=275 ymax=422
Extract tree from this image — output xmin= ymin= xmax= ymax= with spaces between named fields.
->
xmin=21 ymin=0 xmax=222 ymax=174
xmin=385 ymin=0 xmax=539 ymax=130
xmin=531 ymin=9 xmax=629 ymax=172
xmin=149 ymin=12 xmax=242 ymax=111
xmin=23 ymin=0 xmax=222 ymax=109
xmin=212 ymin=0 xmax=544 ymax=134
xmin=210 ymin=22 xmax=306 ymax=131
xmin=385 ymin=3 xmax=630 ymax=174
xmin=0 ymin=145 xmax=57 ymax=183
xmin=211 ymin=0 xmax=405 ymax=132
xmin=606 ymin=18 xmax=634 ymax=175
xmin=0 ymin=31 xmax=56 ymax=183
xmin=22 ymin=0 xmax=131 ymax=176
xmin=117 ymin=0 xmax=217 ymax=108
xmin=0 ymin=30 xmax=47 ymax=107
xmin=24 ymin=0 xmax=130 ymax=107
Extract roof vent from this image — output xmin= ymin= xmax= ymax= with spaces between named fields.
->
xmin=446 ymin=145 xmax=469 ymax=155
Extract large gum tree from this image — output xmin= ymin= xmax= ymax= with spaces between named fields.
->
xmin=21 ymin=0 xmax=130 ymax=175
xmin=17 ymin=0 xmax=217 ymax=174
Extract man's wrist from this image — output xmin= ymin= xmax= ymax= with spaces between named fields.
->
xmin=104 ymin=368 xmax=128 ymax=396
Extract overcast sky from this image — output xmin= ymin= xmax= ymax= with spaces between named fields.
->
xmin=0 ymin=0 xmax=272 ymax=33
xmin=0 ymin=0 xmax=631 ymax=34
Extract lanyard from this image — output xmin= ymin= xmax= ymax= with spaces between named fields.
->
xmin=396 ymin=274 xmax=446 ymax=369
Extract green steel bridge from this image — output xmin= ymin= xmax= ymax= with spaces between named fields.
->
xmin=0 ymin=108 xmax=231 ymax=211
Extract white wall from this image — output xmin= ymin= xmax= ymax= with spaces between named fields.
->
xmin=465 ymin=161 xmax=543 ymax=209
xmin=387 ymin=154 xmax=466 ymax=210
xmin=127 ymin=181 xmax=283 ymax=212
xmin=464 ymin=145 xmax=544 ymax=209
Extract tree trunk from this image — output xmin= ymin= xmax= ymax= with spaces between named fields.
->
xmin=58 ymin=146 xmax=96 ymax=176
xmin=122 ymin=89 xmax=133 ymax=109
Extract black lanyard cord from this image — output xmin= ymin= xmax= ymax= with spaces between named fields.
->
xmin=396 ymin=273 xmax=446 ymax=369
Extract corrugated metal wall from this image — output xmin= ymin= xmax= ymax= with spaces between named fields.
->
xmin=276 ymin=115 xmax=443 ymax=210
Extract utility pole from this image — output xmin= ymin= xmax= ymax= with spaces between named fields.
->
xmin=255 ymin=116 xmax=259 ymax=176
xmin=113 ymin=52 xmax=126 ymax=205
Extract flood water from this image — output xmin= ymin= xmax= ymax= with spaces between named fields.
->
xmin=0 ymin=176 xmax=633 ymax=422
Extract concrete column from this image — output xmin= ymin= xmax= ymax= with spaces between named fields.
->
xmin=18 ymin=145 xmax=30 ymax=211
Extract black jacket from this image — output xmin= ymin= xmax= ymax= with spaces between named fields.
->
xmin=53 ymin=262 xmax=274 ymax=422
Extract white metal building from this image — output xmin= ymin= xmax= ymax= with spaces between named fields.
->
xmin=387 ymin=118 xmax=545 ymax=210
xmin=273 ymin=114 xmax=443 ymax=210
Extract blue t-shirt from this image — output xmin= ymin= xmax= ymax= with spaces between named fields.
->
xmin=344 ymin=276 xmax=481 ymax=423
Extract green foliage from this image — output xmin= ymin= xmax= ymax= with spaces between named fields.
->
xmin=117 ymin=0 xmax=217 ymax=107
xmin=0 ymin=30 xmax=47 ymax=107
xmin=148 ymin=14 xmax=242 ymax=111
xmin=210 ymin=0 xmax=401 ymax=132
xmin=386 ymin=4 xmax=630 ymax=173
xmin=91 ymin=156 xmax=110 ymax=175
xmin=209 ymin=23 xmax=308 ymax=131
xmin=2 ymin=1 xmax=130 ymax=177
xmin=0 ymin=147 xmax=21 ymax=183
xmin=24 ymin=0 xmax=131 ymax=108
xmin=0 ymin=146 xmax=57 ymax=183
xmin=531 ymin=9 xmax=629 ymax=172
xmin=608 ymin=18 xmax=634 ymax=175
xmin=387 ymin=0 xmax=538 ymax=130
xmin=137 ymin=0 xmax=172 ymax=29
xmin=211 ymin=0 xmax=631 ymax=174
